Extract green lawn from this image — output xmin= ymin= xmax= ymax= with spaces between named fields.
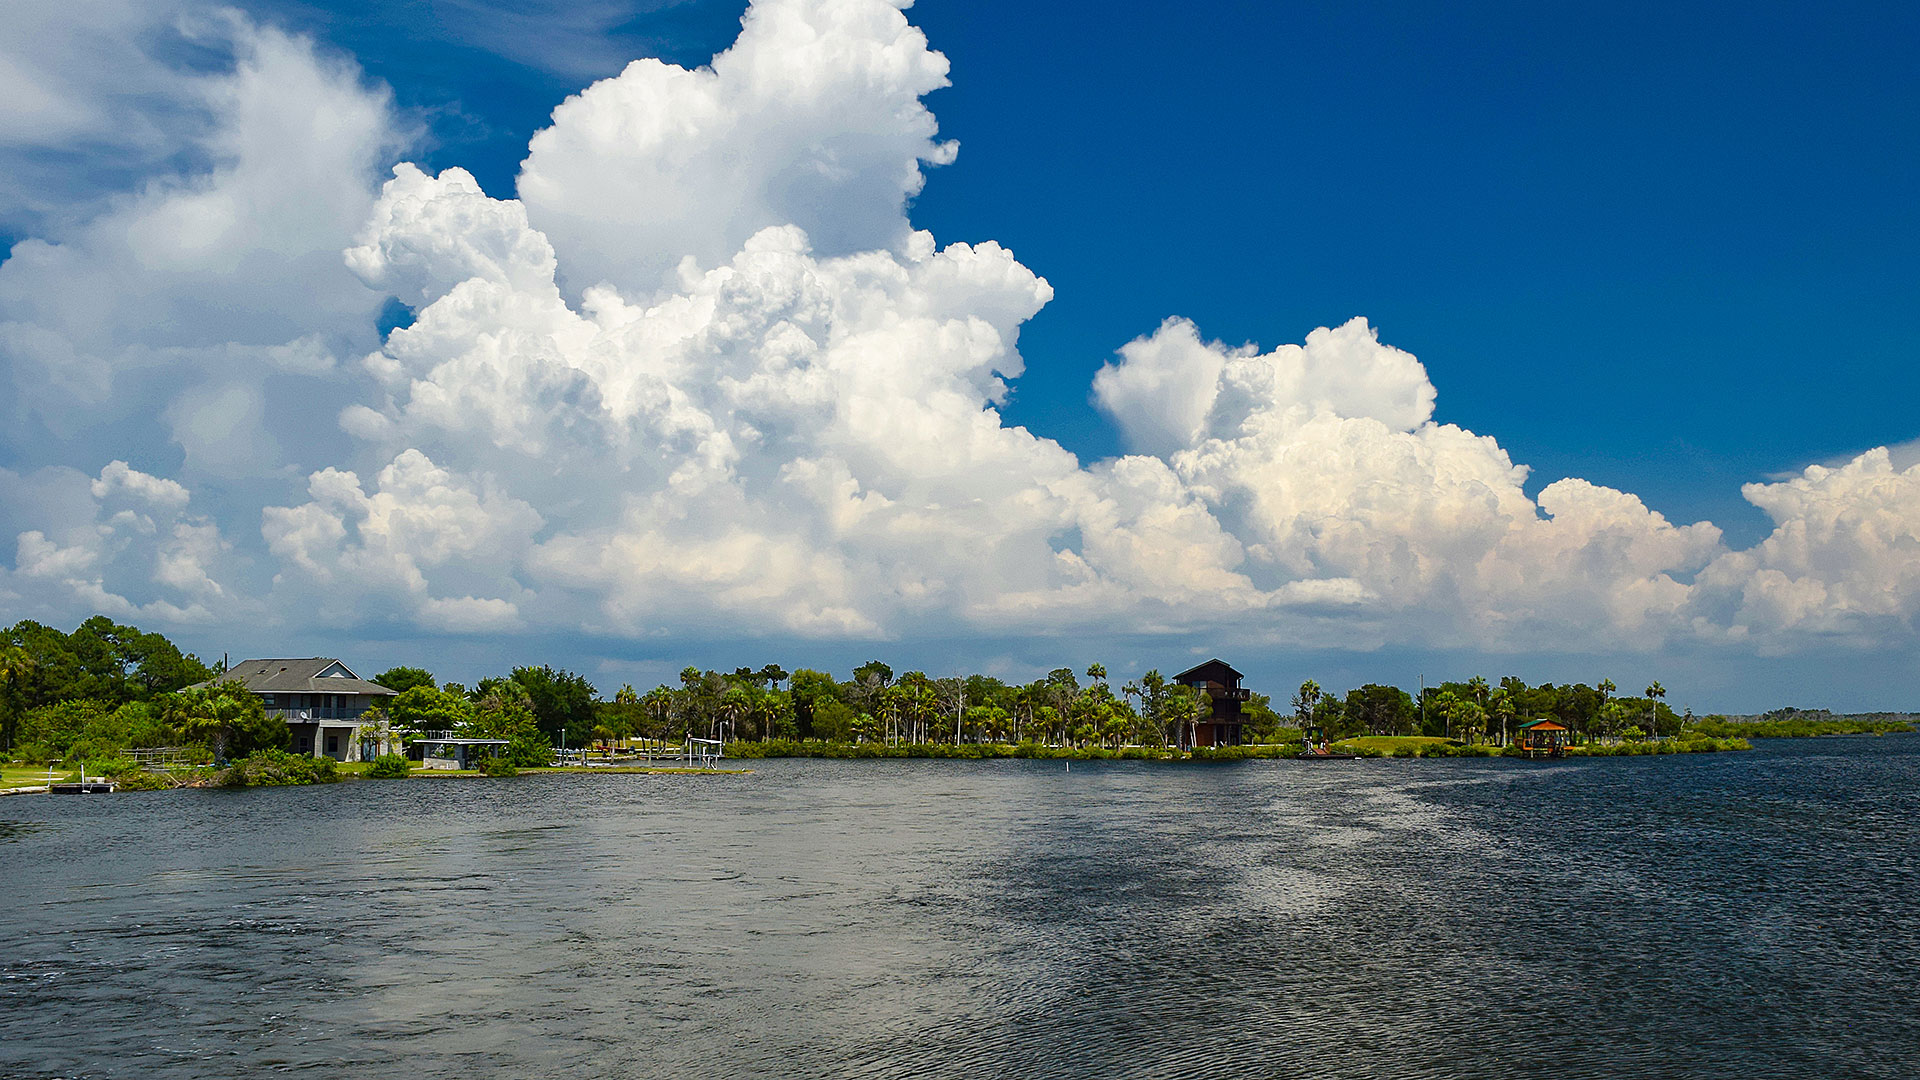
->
xmin=1332 ymin=736 xmax=1457 ymax=753
xmin=389 ymin=765 xmax=749 ymax=777
xmin=3 ymin=765 xmax=65 ymax=789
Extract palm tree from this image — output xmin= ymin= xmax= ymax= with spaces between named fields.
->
xmin=1291 ymin=680 xmax=1322 ymax=729
xmin=1646 ymin=681 xmax=1666 ymax=739
xmin=716 ymin=686 xmax=749 ymax=743
xmin=640 ymin=687 xmax=675 ymax=746
xmin=167 ymin=686 xmax=272 ymax=761
xmin=1596 ymin=679 xmax=1616 ymax=745
xmin=1490 ymin=689 xmax=1516 ymax=746
xmin=0 ymin=646 xmax=35 ymax=752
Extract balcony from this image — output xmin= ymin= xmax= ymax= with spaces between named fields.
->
xmin=1213 ymin=688 xmax=1252 ymax=702
xmin=269 ymin=708 xmax=366 ymax=722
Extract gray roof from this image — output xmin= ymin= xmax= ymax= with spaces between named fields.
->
xmin=206 ymin=658 xmax=398 ymax=697
xmin=1174 ymin=658 xmax=1244 ymax=685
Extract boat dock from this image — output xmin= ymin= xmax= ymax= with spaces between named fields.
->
xmin=50 ymin=781 xmax=117 ymax=794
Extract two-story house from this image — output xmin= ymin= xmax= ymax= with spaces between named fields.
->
xmin=210 ymin=658 xmax=398 ymax=761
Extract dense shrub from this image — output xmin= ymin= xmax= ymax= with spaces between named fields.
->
xmin=479 ymin=756 xmax=519 ymax=777
xmin=366 ymin=753 xmax=412 ymax=778
xmin=11 ymin=741 xmax=57 ymax=766
xmin=1687 ymin=717 xmax=1910 ymax=739
xmin=72 ymin=755 xmax=139 ymax=778
xmin=106 ymin=770 xmax=176 ymax=791
xmin=220 ymin=750 xmax=341 ymax=787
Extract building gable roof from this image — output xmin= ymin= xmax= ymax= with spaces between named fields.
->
xmin=208 ymin=658 xmax=398 ymax=697
xmin=1173 ymin=658 xmax=1244 ymax=685
xmin=1518 ymin=719 xmax=1568 ymax=731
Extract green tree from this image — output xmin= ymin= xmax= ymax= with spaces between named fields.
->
xmin=510 ymin=665 xmax=599 ymax=746
xmin=0 ymin=645 xmax=35 ymax=751
xmin=5 ymin=617 xmax=210 ymax=709
xmin=787 ymin=669 xmax=842 ymax=738
xmin=388 ymin=686 xmax=476 ymax=733
xmin=463 ymin=693 xmax=553 ymax=767
xmin=1646 ymin=681 xmax=1667 ymax=737
xmin=1241 ymin=691 xmax=1285 ymax=741
xmin=1442 ymin=694 xmax=1488 ymax=744
xmin=851 ymin=659 xmax=894 ymax=688
xmin=1166 ymin=684 xmax=1210 ymax=750
xmin=1489 ymin=688 xmax=1516 ymax=746
xmin=1292 ymin=680 xmax=1323 ymax=727
xmin=19 ymin=698 xmax=113 ymax=756
xmin=1128 ymin=670 xmax=1172 ymax=746
xmin=164 ymin=685 xmax=284 ymax=760
xmin=641 ymin=686 xmax=679 ymax=742
xmin=1345 ymin=683 xmax=1416 ymax=736
xmin=716 ymin=685 xmax=751 ymax=742
xmin=812 ymin=698 xmax=858 ymax=742
xmin=119 ymin=629 xmax=213 ymax=697
xmin=373 ymin=667 xmax=437 ymax=694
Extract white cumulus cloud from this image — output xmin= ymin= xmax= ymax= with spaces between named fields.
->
xmin=517 ymin=0 xmax=956 ymax=292
xmin=2 ymin=0 xmax=1917 ymax=673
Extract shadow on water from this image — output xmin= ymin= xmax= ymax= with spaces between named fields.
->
xmin=0 ymin=819 xmax=45 ymax=841
xmin=1 ymin=737 xmax=1916 ymax=1079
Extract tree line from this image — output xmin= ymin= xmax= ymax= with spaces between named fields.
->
xmin=1293 ymin=675 xmax=1685 ymax=744
xmin=3 ymin=616 xmax=1712 ymax=766
xmin=373 ymin=660 xmax=1287 ymax=754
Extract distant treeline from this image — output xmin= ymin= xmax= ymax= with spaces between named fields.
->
xmin=1687 ymin=707 xmax=1915 ymax=740
xmin=5 ymin=617 xmax=1908 ymax=765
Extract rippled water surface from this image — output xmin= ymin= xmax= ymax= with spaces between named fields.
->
xmin=3 ymin=736 xmax=1917 ymax=1079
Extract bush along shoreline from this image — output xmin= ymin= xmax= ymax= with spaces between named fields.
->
xmin=718 ymin=734 xmax=1753 ymax=761
xmin=219 ymin=750 xmax=341 ymax=788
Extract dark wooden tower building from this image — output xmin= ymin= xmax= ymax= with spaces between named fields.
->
xmin=1173 ymin=659 xmax=1251 ymax=748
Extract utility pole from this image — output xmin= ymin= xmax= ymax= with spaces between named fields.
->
xmin=1419 ymin=674 xmax=1426 ymax=736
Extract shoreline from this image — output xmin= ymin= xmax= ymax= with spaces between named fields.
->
xmin=35 ymin=733 xmax=1920 ymax=795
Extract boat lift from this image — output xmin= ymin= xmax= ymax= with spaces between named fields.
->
xmin=686 ymin=737 xmax=725 ymax=768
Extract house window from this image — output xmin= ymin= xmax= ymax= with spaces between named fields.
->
xmin=299 ymin=736 xmax=312 ymax=752
xmin=325 ymin=735 xmax=339 ymax=754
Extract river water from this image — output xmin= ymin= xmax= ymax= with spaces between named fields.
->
xmin=2 ymin=735 xmax=1916 ymax=1079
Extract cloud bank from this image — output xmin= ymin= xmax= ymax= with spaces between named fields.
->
xmin=4 ymin=0 xmax=1918 ymax=669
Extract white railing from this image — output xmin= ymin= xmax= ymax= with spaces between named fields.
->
xmin=269 ymin=708 xmax=368 ymax=721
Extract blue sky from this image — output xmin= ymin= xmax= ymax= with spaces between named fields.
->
xmin=240 ymin=0 xmax=1920 ymax=546
xmin=2 ymin=0 xmax=1917 ymax=709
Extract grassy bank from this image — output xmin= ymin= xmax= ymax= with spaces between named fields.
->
xmin=1686 ymin=717 xmax=1912 ymax=739
xmin=719 ymin=735 xmax=1757 ymax=761
xmin=1 ymin=732 xmax=1763 ymax=793
xmin=402 ymin=765 xmax=751 ymax=777
xmin=723 ymin=738 xmax=1312 ymax=761
xmin=1324 ymin=735 xmax=1751 ymax=758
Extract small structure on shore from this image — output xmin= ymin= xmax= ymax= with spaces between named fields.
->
xmin=1515 ymin=719 xmax=1571 ymax=759
xmin=413 ymin=737 xmax=510 ymax=770
xmin=1173 ymin=659 xmax=1252 ymax=749
xmin=50 ymin=780 xmax=117 ymax=794
xmin=1297 ymin=725 xmax=1356 ymax=760
xmin=686 ymin=737 xmax=725 ymax=768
